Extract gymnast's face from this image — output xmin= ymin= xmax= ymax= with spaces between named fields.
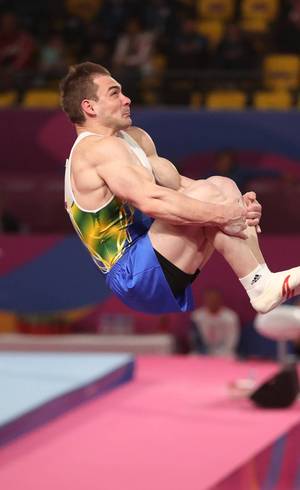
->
xmin=88 ymin=74 xmax=132 ymax=130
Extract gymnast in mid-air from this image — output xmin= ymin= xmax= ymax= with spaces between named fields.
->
xmin=61 ymin=62 xmax=300 ymax=315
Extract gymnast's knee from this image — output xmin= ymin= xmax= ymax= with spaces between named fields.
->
xmin=206 ymin=175 xmax=242 ymax=197
xmin=182 ymin=179 xmax=225 ymax=204
xmin=182 ymin=176 xmax=242 ymax=205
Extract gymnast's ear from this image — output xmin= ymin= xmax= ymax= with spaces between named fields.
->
xmin=81 ymin=99 xmax=96 ymax=117
xmin=250 ymin=364 xmax=299 ymax=408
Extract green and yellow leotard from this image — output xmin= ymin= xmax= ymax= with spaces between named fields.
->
xmin=64 ymin=131 xmax=153 ymax=274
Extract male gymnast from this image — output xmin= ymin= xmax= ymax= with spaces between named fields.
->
xmin=61 ymin=62 xmax=300 ymax=314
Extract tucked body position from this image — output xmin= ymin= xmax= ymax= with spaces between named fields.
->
xmin=61 ymin=62 xmax=300 ymax=315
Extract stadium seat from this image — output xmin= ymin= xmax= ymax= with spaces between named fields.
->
xmin=0 ymin=91 xmax=17 ymax=107
xmin=206 ymin=90 xmax=247 ymax=109
xmin=65 ymin=0 xmax=102 ymax=21
xmin=263 ymin=54 xmax=300 ymax=90
xmin=197 ymin=20 xmax=225 ymax=47
xmin=23 ymin=90 xmax=60 ymax=108
xmin=253 ymin=90 xmax=293 ymax=109
xmin=197 ymin=0 xmax=234 ymax=21
xmin=241 ymin=0 xmax=279 ymax=22
xmin=240 ymin=17 xmax=269 ymax=33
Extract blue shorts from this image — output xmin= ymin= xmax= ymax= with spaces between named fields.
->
xmin=106 ymin=233 xmax=194 ymax=314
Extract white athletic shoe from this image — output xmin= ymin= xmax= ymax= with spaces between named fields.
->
xmin=251 ymin=266 xmax=300 ymax=314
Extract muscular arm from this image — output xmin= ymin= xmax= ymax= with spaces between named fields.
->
xmin=126 ymin=127 xmax=261 ymax=228
xmin=127 ymin=126 xmax=182 ymax=190
xmin=89 ymin=136 xmax=245 ymax=229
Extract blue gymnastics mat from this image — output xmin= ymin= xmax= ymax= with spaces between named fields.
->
xmin=0 ymin=352 xmax=135 ymax=446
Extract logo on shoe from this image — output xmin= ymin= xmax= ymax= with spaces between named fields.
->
xmin=282 ymin=274 xmax=295 ymax=300
xmin=251 ymin=274 xmax=261 ymax=285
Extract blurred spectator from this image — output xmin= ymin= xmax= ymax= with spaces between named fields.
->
xmin=141 ymin=0 xmax=175 ymax=34
xmin=214 ymin=24 xmax=256 ymax=72
xmin=86 ymin=39 xmax=112 ymax=70
xmin=62 ymin=14 xmax=89 ymax=61
xmin=112 ymin=17 xmax=156 ymax=102
xmin=97 ymin=0 xmax=132 ymax=44
xmin=163 ymin=16 xmax=209 ymax=103
xmin=190 ymin=288 xmax=240 ymax=358
xmin=207 ymin=149 xmax=282 ymax=193
xmin=276 ymin=0 xmax=300 ymax=53
xmin=0 ymin=11 xmax=36 ymax=99
xmin=167 ymin=17 xmax=209 ymax=71
xmin=37 ymin=33 xmax=68 ymax=83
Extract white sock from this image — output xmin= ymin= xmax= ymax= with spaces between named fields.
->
xmin=239 ymin=264 xmax=272 ymax=301
xmin=261 ymin=262 xmax=271 ymax=274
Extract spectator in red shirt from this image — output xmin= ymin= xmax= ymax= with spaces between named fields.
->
xmin=0 ymin=11 xmax=36 ymax=100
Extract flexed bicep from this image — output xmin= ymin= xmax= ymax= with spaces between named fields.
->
xmin=93 ymin=136 xmax=156 ymax=208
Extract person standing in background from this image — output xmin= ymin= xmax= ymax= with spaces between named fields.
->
xmin=191 ymin=288 xmax=240 ymax=358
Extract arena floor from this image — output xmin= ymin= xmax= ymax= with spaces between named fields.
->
xmin=0 ymin=355 xmax=299 ymax=490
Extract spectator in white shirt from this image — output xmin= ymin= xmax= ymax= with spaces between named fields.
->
xmin=191 ymin=288 xmax=240 ymax=358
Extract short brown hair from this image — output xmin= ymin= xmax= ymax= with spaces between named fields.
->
xmin=60 ymin=62 xmax=111 ymax=124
